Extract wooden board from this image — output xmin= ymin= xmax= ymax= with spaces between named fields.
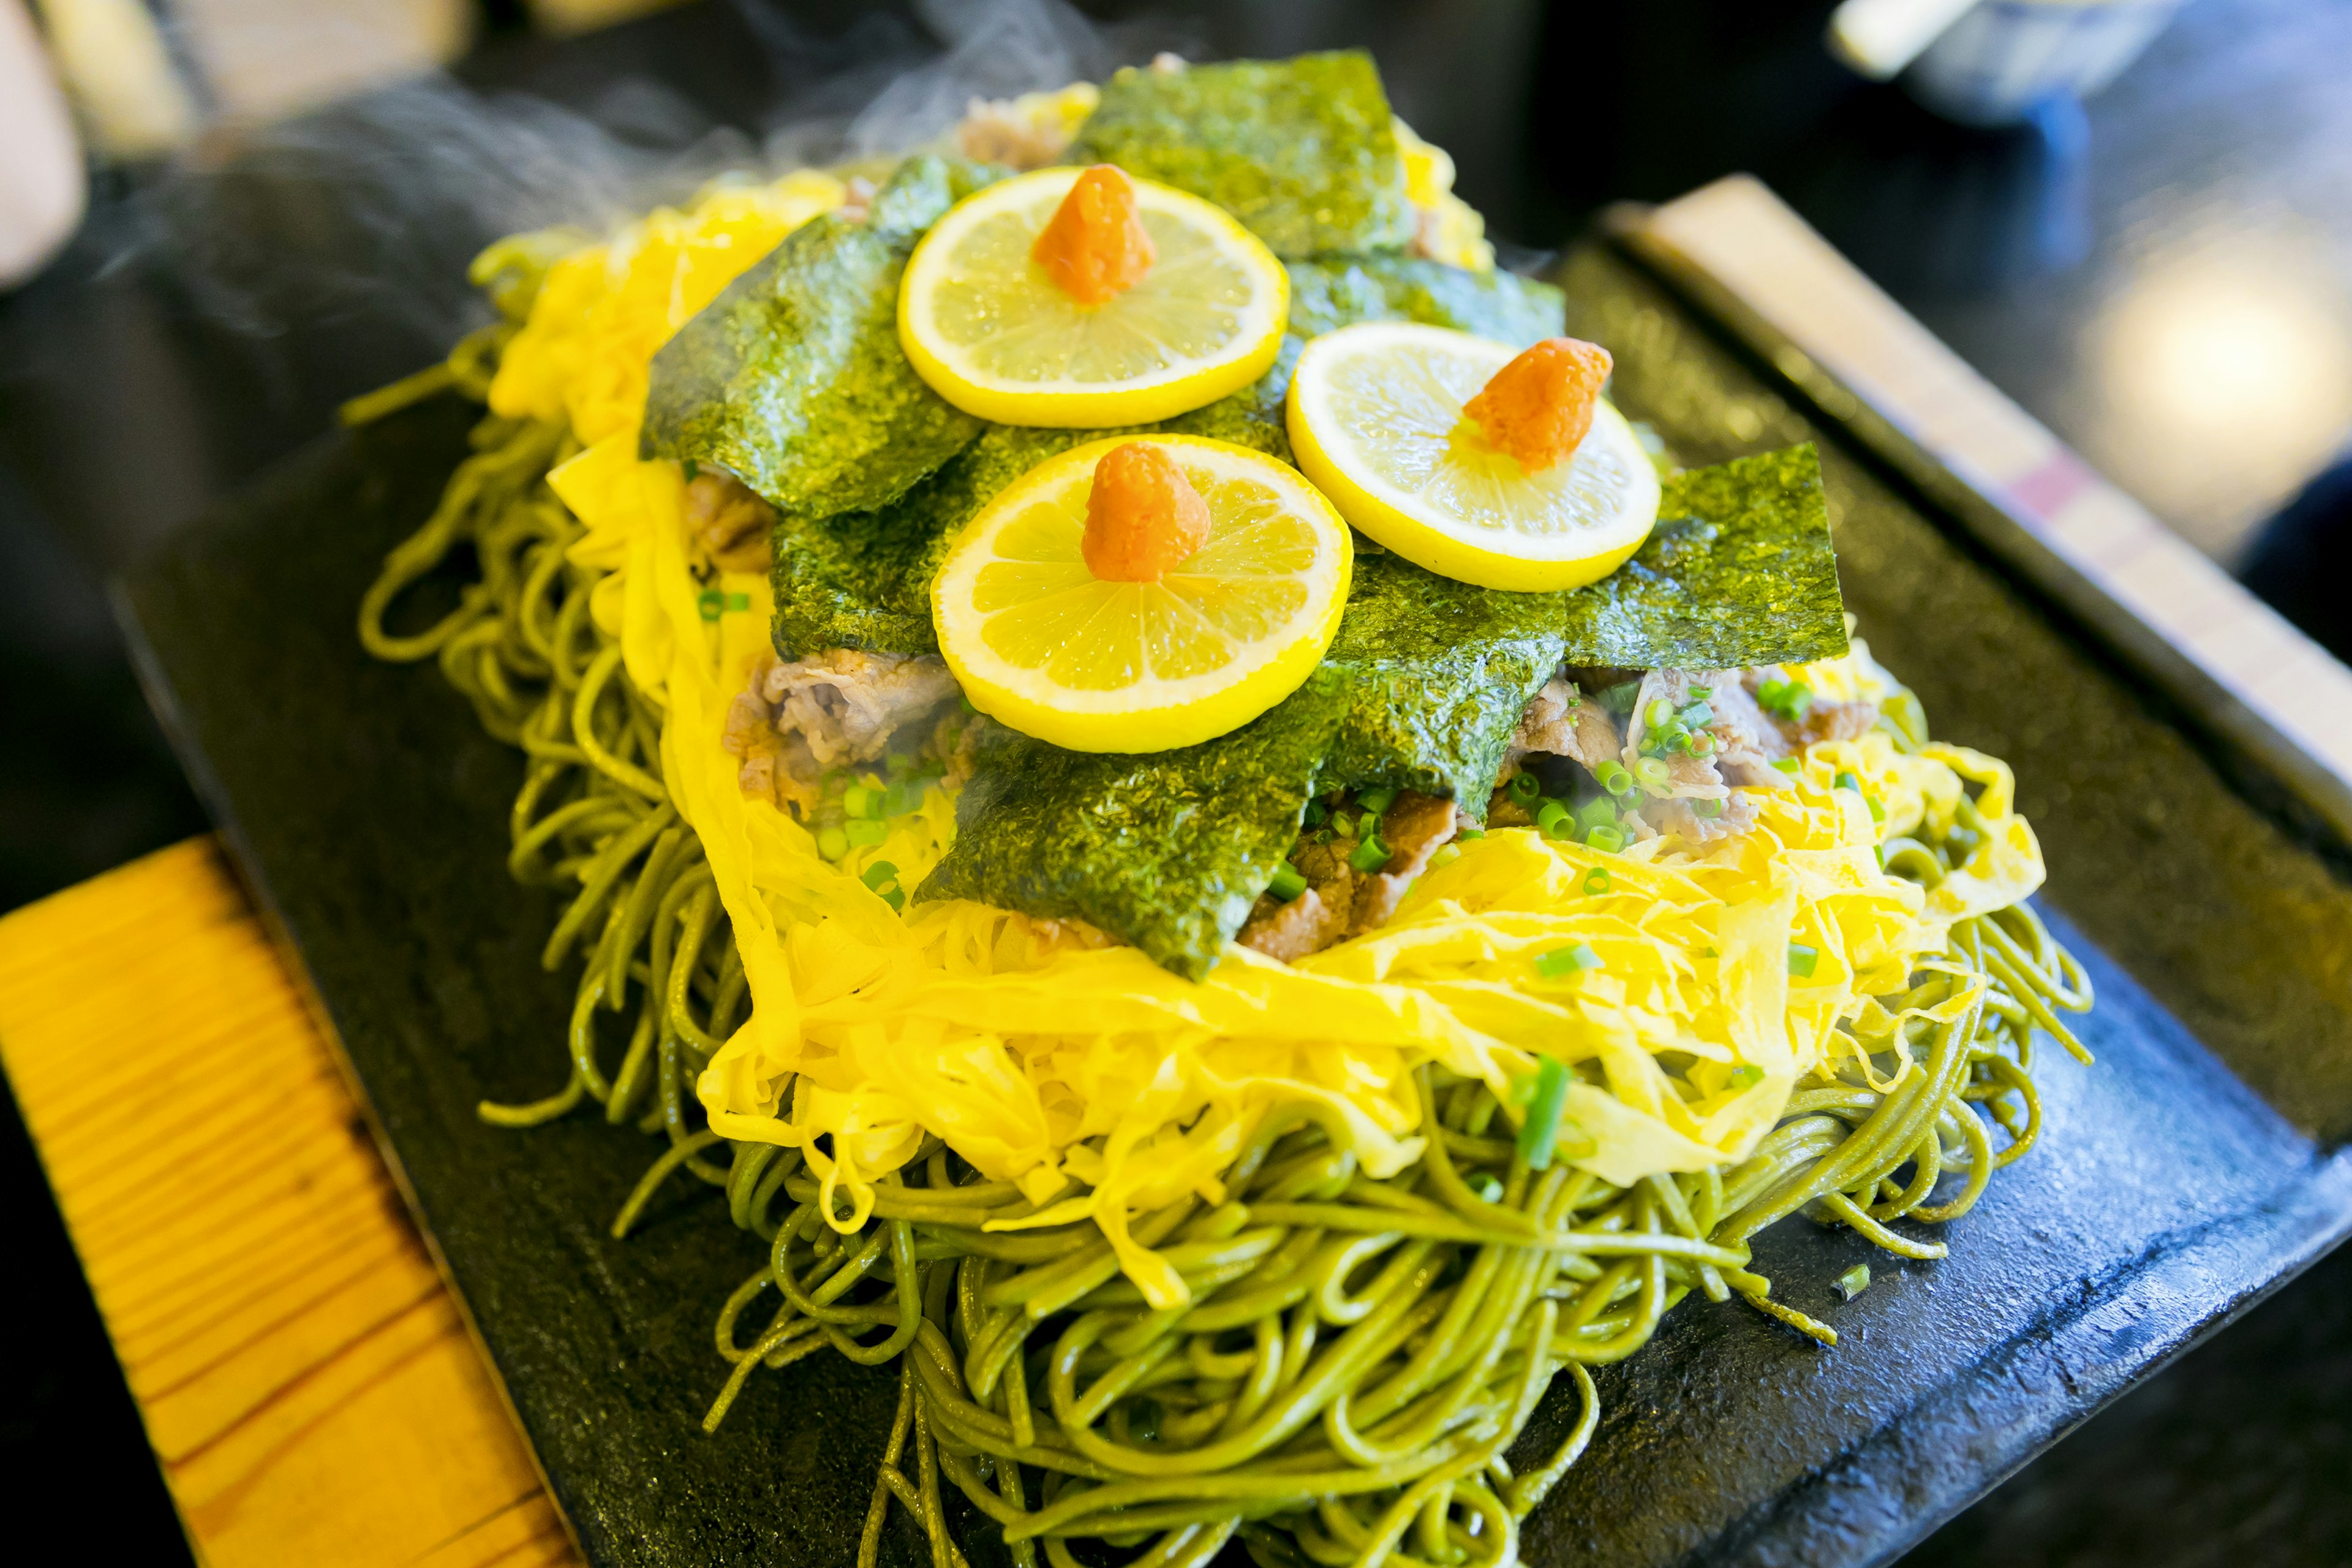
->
xmin=0 ymin=838 xmax=580 ymax=1568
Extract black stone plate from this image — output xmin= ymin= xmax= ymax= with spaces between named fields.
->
xmin=116 ymin=234 xmax=2352 ymax=1568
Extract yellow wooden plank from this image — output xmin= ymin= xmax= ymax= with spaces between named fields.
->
xmin=0 ymin=839 xmax=582 ymax=1568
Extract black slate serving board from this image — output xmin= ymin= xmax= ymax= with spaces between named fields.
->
xmin=116 ymin=234 xmax=2352 ymax=1568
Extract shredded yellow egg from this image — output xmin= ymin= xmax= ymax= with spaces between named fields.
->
xmin=485 ymin=169 xmax=846 ymax=446
xmin=512 ymin=158 xmax=2045 ymax=1311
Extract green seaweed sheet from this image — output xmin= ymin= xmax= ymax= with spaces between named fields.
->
xmin=1068 ymin=53 xmax=1414 ymax=259
xmin=1286 ymin=255 xmax=1566 ymax=347
xmin=921 ymin=671 xmax=1353 ymax=980
xmin=641 ymin=157 xmax=1001 ymax=521
xmin=1319 ymin=552 xmax=1566 ymax=811
xmin=1562 ymin=445 xmax=1847 ymax=669
xmin=919 ymin=443 xmax=1846 ymax=976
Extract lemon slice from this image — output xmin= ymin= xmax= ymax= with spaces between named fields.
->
xmin=1286 ymin=321 xmax=1661 ymax=592
xmin=932 ymin=435 xmax=1351 ymax=753
xmin=899 ymin=167 xmax=1291 ymax=428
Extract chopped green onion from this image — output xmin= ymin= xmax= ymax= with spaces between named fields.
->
xmin=861 ymin=862 xmax=903 ymax=908
xmin=845 ymin=818 xmax=889 ymax=848
xmin=1330 ymin=810 xmax=1357 ymax=840
xmin=1679 ymin=701 xmax=1714 ymax=729
xmin=815 ymin=826 xmax=850 ymax=862
xmin=1835 ymin=771 xmax=1861 ymax=793
xmin=842 ymin=783 xmax=883 ymax=820
xmin=1690 ymin=796 xmax=1725 ymax=819
xmin=1355 ymin=784 xmax=1398 ymax=817
xmin=1586 ymin=824 xmax=1627 ymax=853
xmin=1575 ymin=797 xmax=1617 ymax=834
xmin=1757 ymin=677 xmax=1813 ymax=723
xmin=1303 ymin=800 xmax=1329 ymax=828
xmin=1348 ymin=835 xmax=1392 ymax=874
xmin=1506 ymin=772 xmax=1542 ymax=805
xmin=1687 ymin=733 xmax=1716 ymax=758
xmin=1473 ymin=1175 xmax=1504 ymax=1204
xmin=1727 ymin=1064 xmax=1763 ymax=1090
xmin=1427 ymin=843 xmax=1463 ymax=870
xmin=1770 ymin=757 xmax=1801 ymax=775
xmin=1455 ymin=826 xmax=1485 ymax=842
xmin=1535 ymin=799 xmax=1574 ymax=838
xmin=1534 ymin=943 xmax=1604 ymax=978
xmin=1645 ymin=698 xmax=1672 ymax=731
xmin=1582 ymin=867 xmax=1611 ymax=897
xmin=696 ymin=589 xmax=725 ymax=622
xmin=881 ymin=780 xmax=927 ymax=817
xmin=1516 ymin=1057 xmax=1574 ymax=1170
xmin=1787 ymin=942 xmax=1820 ymax=978
xmin=1688 ymin=685 xmax=1712 ymax=701
xmin=1593 ymin=758 xmax=1634 ymax=796
xmin=1267 ymin=861 xmax=1308 ymax=902
xmin=1634 ymin=757 xmax=1672 ymax=791
xmin=1834 ymin=1264 xmax=1872 ymax=1301
xmin=1867 ymin=795 xmax=1885 ymax=823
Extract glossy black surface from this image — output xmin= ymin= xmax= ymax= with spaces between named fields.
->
xmin=118 ymin=233 xmax=2352 ymax=1568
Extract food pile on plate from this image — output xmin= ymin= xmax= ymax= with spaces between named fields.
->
xmin=358 ymin=50 xmax=2090 ymax=1568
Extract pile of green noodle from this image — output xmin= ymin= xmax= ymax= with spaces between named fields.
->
xmin=352 ymin=265 xmax=2092 ymax=1568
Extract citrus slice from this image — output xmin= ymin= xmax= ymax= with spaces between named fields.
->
xmin=932 ymin=435 xmax=1351 ymax=753
xmin=1286 ymin=321 xmax=1661 ymax=592
xmin=899 ymin=167 xmax=1290 ymax=428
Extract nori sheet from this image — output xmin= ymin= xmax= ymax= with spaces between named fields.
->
xmin=1067 ymin=53 xmax=1414 ymax=259
xmin=1560 ymin=444 xmax=1847 ymax=669
xmin=770 ymin=344 xmax=1299 ymax=658
xmin=641 ymin=156 xmax=1001 ymax=521
xmin=1285 ymin=255 xmax=1566 ymax=347
xmin=919 ymin=669 xmax=1352 ymax=981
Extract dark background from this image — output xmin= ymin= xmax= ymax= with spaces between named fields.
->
xmin=2 ymin=1 xmax=2348 ymax=1562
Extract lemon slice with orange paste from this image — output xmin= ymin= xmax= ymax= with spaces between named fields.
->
xmin=930 ymin=434 xmax=1351 ymax=752
xmin=1287 ymin=321 xmax=1660 ymax=592
xmin=899 ymin=166 xmax=1290 ymax=428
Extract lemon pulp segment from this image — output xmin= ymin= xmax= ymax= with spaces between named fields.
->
xmin=900 ymin=168 xmax=1289 ymax=428
xmin=1286 ymin=321 xmax=1660 ymax=592
xmin=932 ymin=435 xmax=1351 ymax=752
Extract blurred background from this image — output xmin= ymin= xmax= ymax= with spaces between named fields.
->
xmin=2 ymin=0 xmax=2348 ymax=1562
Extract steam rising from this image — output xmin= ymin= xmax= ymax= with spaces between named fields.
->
xmin=132 ymin=0 xmax=1182 ymax=377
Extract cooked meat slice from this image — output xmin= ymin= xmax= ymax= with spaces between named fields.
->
xmin=1646 ymin=792 xmax=1761 ymax=844
xmin=1704 ymin=676 xmax=1797 ymax=786
xmin=682 ymin=472 xmax=775 ymax=573
xmin=1238 ymin=887 xmax=1346 ymax=962
xmin=760 ymin=649 xmax=959 ymax=771
xmin=1504 ymin=674 xmax=1623 ymax=775
xmin=1348 ymin=790 xmax=1459 ymax=935
xmin=954 ymin=95 xmax=1085 ymax=171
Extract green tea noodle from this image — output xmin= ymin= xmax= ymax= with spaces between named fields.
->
xmin=355 ymin=303 xmax=2092 ymax=1568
